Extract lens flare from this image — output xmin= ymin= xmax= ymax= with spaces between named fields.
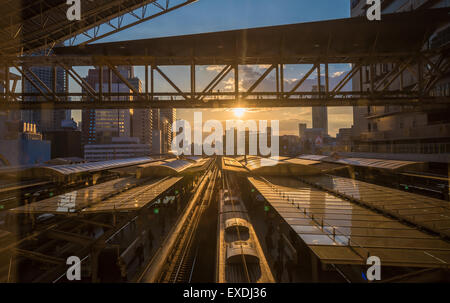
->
xmin=233 ymin=108 xmax=246 ymax=118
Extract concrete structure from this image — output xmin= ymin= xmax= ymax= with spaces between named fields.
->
xmin=84 ymin=137 xmax=151 ymax=161
xmin=351 ymin=0 xmax=450 ymax=161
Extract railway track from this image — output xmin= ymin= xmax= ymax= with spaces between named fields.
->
xmin=136 ymin=160 xmax=218 ymax=283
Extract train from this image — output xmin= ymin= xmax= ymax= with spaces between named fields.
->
xmin=216 ymin=172 xmax=274 ymax=283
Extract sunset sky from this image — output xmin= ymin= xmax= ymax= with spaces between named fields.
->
xmin=71 ymin=0 xmax=353 ymax=137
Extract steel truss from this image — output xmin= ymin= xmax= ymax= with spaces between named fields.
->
xmin=0 ymin=50 xmax=449 ymax=109
xmin=0 ymin=0 xmax=196 ymax=55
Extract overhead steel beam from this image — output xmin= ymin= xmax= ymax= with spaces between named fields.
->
xmin=12 ymin=63 xmax=52 ymax=102
xmin=14 ymin=248 xmax=66 ymax=265
xmin=0 ymin=0 xmax=197 ymax=55
xmin=46 ymin=229 xmax=93 ymax=246
xmin=154 ymin=66 xmax=190 ymax=100
xmin=242 ymin=64 xmax=276 ymax=99
xmin=285 ymin=64 xmax=317 ymax=99
xmin=199 ymin=65 xmax=232 ymax=101
xmin=1 ymin=96 xmax=448 ymax=110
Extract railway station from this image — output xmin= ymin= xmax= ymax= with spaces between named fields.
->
xmin=0 ymin=0 xmax=449 ymax=286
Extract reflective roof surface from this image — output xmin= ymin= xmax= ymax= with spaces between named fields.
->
xmin=11 ymin=177 xmax=142 ymax=214
xmin=83 ymin=177 xmax=183 ymax=213
xmin=303 ymin=175 xmax=450 ymax=238
xmin=45 ymin=157 xmax=154 ymax=176
xmin=248 ymin=176 xmax=450 ymax=268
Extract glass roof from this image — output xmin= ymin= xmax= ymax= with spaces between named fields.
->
xmin=334 ymin=157 xmax=421 ymax=170
xmin=10 ymin=177 xmax=141 ymax=214
xmin=82 ymin=177 xmax=182 ymax=213
xmin=248 ymin=176 xmax=450 ymax=268
xmin=298 ymin=155 xmax=422 ymax=171
xmin=303 ymin=175 xmax=450 ymax=238
xmin=44 ymin=157 xmax=154 ymax=176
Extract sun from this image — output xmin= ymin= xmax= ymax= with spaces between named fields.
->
xmin=233 ymin=108 xmax=246 ymax=118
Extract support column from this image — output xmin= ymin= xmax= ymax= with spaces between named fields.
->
xmin=108 ymin=68 xmax=112 ymax=101
xmin=370 ymin=64 xmax=375 ymax=94
xmin=52 ymin=66 xmax=57 ymax=96
xmin=191 ymin=63 xmax=195 ymax=100
xmin=5 ymin=65 xmax=9 ymax=101
xmin=418 ymin=57 xmax=423 ymax=97
xmin=99 ymin=66 xmax=103 ymax=102
xmin=234 ymin=64 xmax=239 ymax=101
xmin=276 ymin=64 xmax=280 ymax=95
xmin=65 ymin=69 xmax=69 ymax=102
xmin=280 ymin=63 xmax=284 ymax=98
xmin=145 ymin=65 xmax=149 ymax=101
xmin=359 ymin=66 xmax=363 ymax=94
xmin=151 ymin=65 xmax=155 ymax=101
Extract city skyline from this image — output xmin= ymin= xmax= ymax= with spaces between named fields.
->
xmin=68 ymin=0 xmax=352 ymax=137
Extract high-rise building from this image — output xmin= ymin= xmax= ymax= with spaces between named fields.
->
xmin=311 ymin=85 xmax=328 ymax=136
xmin=350 ymin=0 xmax=450 ymax=160
xmin=81 ymin=66 xmax=153 ymax=149
xmin=159 ymin=108 xmax=176 ymax=153
xmin=0 ymin=117 xmax=50 ymax=166
xmin=22 ymin=49 xmax=67 ymax=132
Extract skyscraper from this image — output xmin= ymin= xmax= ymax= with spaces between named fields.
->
xmin=22 ymin=63 xmax=67 ymax=132
xmin=311 ymin=85 xmax=328 ymax=136
xmin=82 ymin=66 xmax=153 ymax=147
xmin=159 ymin=108 xmax=176 ymax=153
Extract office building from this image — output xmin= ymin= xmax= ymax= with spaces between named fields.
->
xmin=0 ymin=116 xmax=50 ymax=165
xmin=350 ymin=0 xmax=450 ymax=161
xmin=22 ymin=49 xmax=68 ymax=132
xmin=82 ymin=67 xmax=154 ymax=154
xmin=84 ymin=137 xmax=151 ymax=161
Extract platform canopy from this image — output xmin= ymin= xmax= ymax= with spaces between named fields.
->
xmin=10 ymin=177 xmax=142 ymax=214
xmin=249 ymin=176 xmax=450 ymax=269
xmin=37 ymin=157 xmax=154 ymax=178
xmin=55 ymin=8 xmax=450 ymax=65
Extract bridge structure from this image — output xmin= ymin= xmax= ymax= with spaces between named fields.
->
xmin=0 ymin=7 xmax=449 ymax=110
xmin=0 ymin=0 xmax=198 ymax=56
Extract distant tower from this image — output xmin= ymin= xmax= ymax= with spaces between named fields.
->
xmin=311 ymin=85 xmax=328 ymax=136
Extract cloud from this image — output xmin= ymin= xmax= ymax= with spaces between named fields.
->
xmin=332 ymin=71 xmax=345 ymax=77
xmin=205 ymin=65 xmax=226 ymax=72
